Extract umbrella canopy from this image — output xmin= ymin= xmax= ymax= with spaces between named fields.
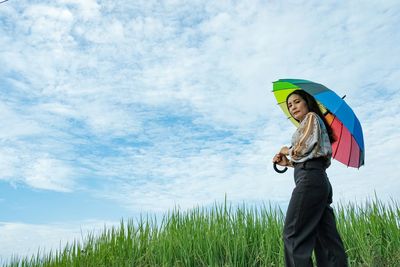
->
xmin=272 ymin=79 xmax=364 ymax=168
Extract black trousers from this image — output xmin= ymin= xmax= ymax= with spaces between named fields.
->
xmin=283 ymin=158 xmax=348 ymax=267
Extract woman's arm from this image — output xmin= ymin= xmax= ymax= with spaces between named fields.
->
xmin=289 ymin=112 xmax=321 ymax=161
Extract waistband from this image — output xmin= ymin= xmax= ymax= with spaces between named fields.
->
xmin=293 ymin=157 xmax=329 ymax=170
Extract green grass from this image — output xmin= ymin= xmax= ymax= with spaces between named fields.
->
xmin=3 ymin=198 xmax=400 ymax=267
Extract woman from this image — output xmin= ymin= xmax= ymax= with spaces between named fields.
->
xmin=273 ymin=90 xmax=348 ymax=267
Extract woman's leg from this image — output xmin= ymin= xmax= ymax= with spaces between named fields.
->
xmin=314 ymin=182 xmax=348 ymax=266
xmin=283 ymin=167 xmax=330 ymax=267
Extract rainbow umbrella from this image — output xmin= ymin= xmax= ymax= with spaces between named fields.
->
xmin=272 ymin=78 xmax=364 ymax=168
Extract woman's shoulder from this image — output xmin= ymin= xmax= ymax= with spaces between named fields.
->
xmin=304 ymin=112 xmax=326 ymax=130
xmin=306 ymin=111 xmax=319 ymax=119
xmin=303 ymin=111 xmax=319 ymax=122
xmin=300 ymin=112 xmax=322 ymax=128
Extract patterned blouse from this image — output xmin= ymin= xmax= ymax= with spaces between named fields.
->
xmin=288 ymin=112 xmax=332 ymax=167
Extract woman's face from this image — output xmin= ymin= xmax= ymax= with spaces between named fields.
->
xmin=287 ymin=94 xmax=309 ymax=121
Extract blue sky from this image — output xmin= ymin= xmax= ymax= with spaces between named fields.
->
xmin=1 ymin=0 xmax=400 ymax=261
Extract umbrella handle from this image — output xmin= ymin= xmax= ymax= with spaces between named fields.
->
xmin=273 ymin=163 xmax=288 ymax=173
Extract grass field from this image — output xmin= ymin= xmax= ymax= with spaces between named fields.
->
xmin=4 ymin=198 xmax=400 ymax=266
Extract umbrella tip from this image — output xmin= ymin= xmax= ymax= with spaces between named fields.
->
xmin=342 ymin=95 xmax=346 ymax=99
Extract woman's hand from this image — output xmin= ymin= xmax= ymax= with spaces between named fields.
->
xmin=273 ymin=153 xmax=290 ymax=167
xmin=279 ymin=146 xmax=290 ymax=156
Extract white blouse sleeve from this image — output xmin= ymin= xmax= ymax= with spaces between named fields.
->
xmin=289 ymin=112 xmax=321 ymax=161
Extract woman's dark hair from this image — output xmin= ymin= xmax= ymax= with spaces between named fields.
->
xmin=286 ymin=90 xmax=336 ymax=143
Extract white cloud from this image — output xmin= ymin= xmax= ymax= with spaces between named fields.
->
xmin=1 ymin=0 xmax=398 ymax=189
xmin=22 ymin=5 xmax=74 ymax=45
xmin=0 ymin=220 xmax=118 ymax=263
xmin=82 ymin=19 xmax=125 ymax=44
xmin=0 ymin=148 xmax=20 ymax=181
xmin=38 ymin=102 xmax=79 ymax=117
xmin=76 ymin=99 xmax=142 ymax=137
xmin=24 ymin=157 xmax=75 ymax=192
xmin=0 ymin=102 xmax=43 ymax=139
xmin=58 ymin=0 xmax=100 ymax=20
xmin=1 ymin=0 xmax=398 ymax=194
